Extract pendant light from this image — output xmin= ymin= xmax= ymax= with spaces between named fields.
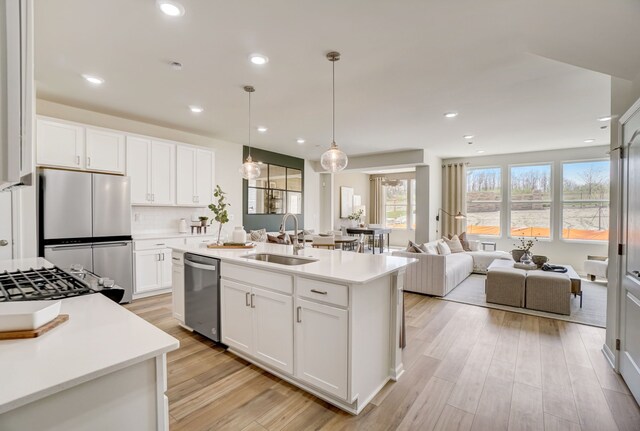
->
xmin=320 ymin=51 xmax=348 ymax=172
xmin=239 ymin=85 xmax=261 ymax=180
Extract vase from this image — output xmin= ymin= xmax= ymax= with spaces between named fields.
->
xmin=232 ymin=226 xmax=247 ymax=243
xmin=520 ymin=251 xmax=533 ymax=265
xmin=512 ymin=249 xmax=525 ymax=262
xmin=532 ymin=255 xmax=548 ymax=268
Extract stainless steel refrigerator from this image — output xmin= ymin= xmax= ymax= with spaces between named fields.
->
xmin=38 ymin=169 xmax=133 ymax=303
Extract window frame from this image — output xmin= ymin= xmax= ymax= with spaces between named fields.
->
xmin=560 ymin=158 xmax=610 ymax=243
xmin=465 ymin=165 xmax=503 ymax=238
xmin=383 ymin=178 xmax=416 ymax=231
xmin=508 ymin=162 xmax=553 ymax=240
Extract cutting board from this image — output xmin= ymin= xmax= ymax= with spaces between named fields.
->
xmin=0 ymin=314 xmax=69 ymax=340
xmin=207 ymin=243 xmax=256 ymax=249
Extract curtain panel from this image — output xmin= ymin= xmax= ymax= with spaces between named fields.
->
xmin=442 ymin=163 xmax=467 ymax=237
xmin=369 ymin=177 xmax=385 ymax=225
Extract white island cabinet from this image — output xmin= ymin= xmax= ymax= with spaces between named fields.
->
xmin=171 ymin=243 xmax=413 ymax=415
xmin=0 ymin=260 xmax=179 ymax=431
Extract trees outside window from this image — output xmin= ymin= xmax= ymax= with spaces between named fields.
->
xmin=466 ymin=167 xmax=501 ymax=236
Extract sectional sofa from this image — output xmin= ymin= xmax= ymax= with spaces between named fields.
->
xmin=392 ymin=240 xmax=513 ymax=296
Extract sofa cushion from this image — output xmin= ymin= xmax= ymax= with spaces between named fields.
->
xmin=420 ymin=243 xmax=438 ymax=255
xmin=444 ymin=253 xmax=474 ymax=293
xmin=443 ymin=235 xmax=465 ymax=253
xmin=249 ymin=229 xmax=267 ymax=242
xmin=405 ymin=240 xmax=425 ymax=253
xmin=448 ymin=232 xmax=471 ymax=251
xmin=467 ymin=250 xmax=514 ymax=273
xmin=437 ymin=240 xmax=452 ymax=255
xmin=267 ymin=233 xmax=291 ymax=244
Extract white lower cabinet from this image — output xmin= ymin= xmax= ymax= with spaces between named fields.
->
xmin=171 ymin=258 xmax=185 ymax=323
xmin=221 ymin=279 xmax=294 ymax=374
xmin=295 ymin=298 xmax=348 ymax=399
xmin=133 ymin=249 xmax=172 ymax=295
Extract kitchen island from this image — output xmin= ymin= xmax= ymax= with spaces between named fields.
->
xmin=0 ymin=259 xmax=179 ymax=431
xmin=171 ymin=242 xmax=415 ymax=414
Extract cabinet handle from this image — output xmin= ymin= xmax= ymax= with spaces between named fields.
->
xmin=296 ymin=306 xmax=302 ymax=323
xmin=76 ymin=155 xmax=80 ymax=165
xmin=87 ymin=156 xmax=91 ymax=166
xmin=172 ymin=257 xmax=180 ymax=261
xmin=250 ymin=293 xmax=255 ymax=308
xmin=245 ymin=292 xmax=251 ymax=307
xmin=310 ymin=289 xmax=328 ymax=295
xmin=155 ymin=243 xmax=166 ymax=246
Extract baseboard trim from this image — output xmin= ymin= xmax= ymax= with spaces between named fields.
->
xmin=602 ymin=343 xmax=617 ymax=370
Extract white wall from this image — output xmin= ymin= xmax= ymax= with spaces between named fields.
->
xmin=443 ymin=146 xmax=610 ymax=274
xmin=427 ymin=154 xmax=442 ymax=241
xmin=332 ymin=172 xmax=370 ymax=230
xmin=35 ymin=99 xmax=244 ymax=234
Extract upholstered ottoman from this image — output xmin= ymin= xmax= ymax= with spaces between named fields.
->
xmin=485 ymin=267 xmax=526 ymax=307
xmin=525 ymin=272 xmax=571 ymax=315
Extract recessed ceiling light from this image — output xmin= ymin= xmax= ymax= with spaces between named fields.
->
xmin=189 ymin=105 xmax=203 ymax=113
xmin=584 ymin=139 xmax=595 ymax=143
xmin=82 ymin=74 xmax=104 ymax=85
xmin=157 ymin=0 xmax=185 ymax=16
xmin=257 ymin=126 xmax=268 ymax=133
xmin=296 ymin=139 xmax=305 ymax=144
xmin=463 ymin=135 xmax=474 ymax=139
xmin=170 ymin=61 xmax=183 ymax=70
xmin=597 ymin=116 xmax=613 ymax=122
xmin=477 ymin=150 xmax=485 ymax=154
xmin=444 ymin=112 xmax=458 ymax=118
xmin=249 ymin=54 xmax=269 ymax=65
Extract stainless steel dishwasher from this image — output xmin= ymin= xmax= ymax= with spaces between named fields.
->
xmin=184 ymin=253 xmax=221 ymax=342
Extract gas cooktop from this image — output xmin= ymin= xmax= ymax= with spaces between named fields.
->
xmin=0 ymin=266 xmax=94 ymax=302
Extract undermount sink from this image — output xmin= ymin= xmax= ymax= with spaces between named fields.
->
xmin=243 ymin=253 xmax=317 ymax=266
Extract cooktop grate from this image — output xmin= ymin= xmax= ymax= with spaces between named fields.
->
xmin=0 ymin=266 xmax=93 ymax=302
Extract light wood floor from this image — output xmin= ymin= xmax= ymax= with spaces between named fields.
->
xmin=125 ymin=293 xmax=640 ymax=431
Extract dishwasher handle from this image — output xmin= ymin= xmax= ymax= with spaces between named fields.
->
xmin=184 ymin=259 xmax=217 ymax=271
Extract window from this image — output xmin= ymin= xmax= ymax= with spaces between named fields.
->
xmin=466 ymin=167 xmax=502 ymax=236
xmin=562 ymin=160 xmax=610 ymax=241
xmin=509 ymin=164 xmax=552 ymax=238
xmin=384 ymin=179 xmax=416 ymax=229
xmin=247 ymin=164 xmax=302 ymax=214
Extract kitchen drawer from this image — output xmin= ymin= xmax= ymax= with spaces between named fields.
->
xmin=184 ymin=236 xmax=216 ymax=246
xmin=171 ymin=251 xmax=184 ymax=266
xmin=297 ymin=278 xmax=348 ymax=308
xmin=134 ymin=238 xmax=184 ymax=251
xmin=222 ymin=263 xmax=293 ymax=295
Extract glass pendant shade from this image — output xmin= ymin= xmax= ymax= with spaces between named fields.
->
xmin=320 ymin=141 xmax=348 ymax=172
xmin=239 ymin=155 xmax=261 ymax=180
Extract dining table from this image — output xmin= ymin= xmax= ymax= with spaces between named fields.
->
xmin=346 ymin=227 xmax=392 ymax=254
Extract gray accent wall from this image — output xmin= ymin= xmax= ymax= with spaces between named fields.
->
xmin=242 ymin=146 xmax=305 ymax=232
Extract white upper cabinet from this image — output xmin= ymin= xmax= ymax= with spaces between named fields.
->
xmin=196 ymin=149 xmax=215 ymax=205
xmin=37 ymin=118 xmax=125 ymax=174
xmin=150 ymin=140 xmax=176 ymax=205
xmin=126 ymin=136 xmax=152 ymax=204
xmin=126 ymin=138 xmax=175 ymax=205
xmin=36 ymin=118 xmax=85 ymax=169
xmin=85 ymin=127 xmax=125 ymax=173
xmin=176 ymin=146 xmax=214 ymax=206
xmin=176 ymin=146 xmax=196 ymax=205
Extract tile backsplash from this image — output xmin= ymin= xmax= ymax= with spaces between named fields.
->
xmin=131 ymin=206 xmax=214 ymax=234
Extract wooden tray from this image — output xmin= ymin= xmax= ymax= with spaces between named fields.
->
xmin=0 ymin=314 xmax=69 ymax=340
xmin=207 ymin=243 xmax=256 ymax=249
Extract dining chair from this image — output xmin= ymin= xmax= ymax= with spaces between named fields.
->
xmin=312 ymin=236 xmax=336 ymax=250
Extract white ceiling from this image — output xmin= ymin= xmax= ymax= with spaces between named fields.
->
xmin=34 ymin=0 xmax=640 ymax=160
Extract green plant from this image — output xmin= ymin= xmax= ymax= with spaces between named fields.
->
xmin=208 ymin=185 xmax=230 ymax=244
xmin=198 ymin=216 xmax=209 ymax=222
xmin=347 ymin=208 xmax=364 ymax=221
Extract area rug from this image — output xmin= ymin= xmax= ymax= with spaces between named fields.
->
xmin=441 ymin=274 xmax=607 ymax=328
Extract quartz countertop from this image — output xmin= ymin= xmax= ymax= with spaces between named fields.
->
xmin=0 ymin=266 xmax=179 ymax=414
xmin=171 ymin=242 xmax=416 ymax=285
xmin=132 ymin=231 xmax=217 ymax=240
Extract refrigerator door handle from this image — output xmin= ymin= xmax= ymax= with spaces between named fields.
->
xmin=92 ymin=242 xmax=129 ymax=248
xmin=47 ymin=244 xmax=93 ymax=250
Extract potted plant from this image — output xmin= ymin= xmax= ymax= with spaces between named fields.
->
xmin=198 ymin=216 xmax=209 ymax=227
xmin=512 ymin=236 xmax=537 ymax=264
xmin=347 ymin=208 xmax=364 ymax=227
xmin=208 ymin=185 xmax=230 ymax=245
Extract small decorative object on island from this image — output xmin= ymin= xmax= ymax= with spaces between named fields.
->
xmin=512 ymin=236 xmax=537 ymax=265
xmin=232 ymin=226 xmax=247 ymax=243
xmin=209 ymin=185 xmax=230 ymax=245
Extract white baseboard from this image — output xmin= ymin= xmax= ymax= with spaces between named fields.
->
xmin=602 ymin=343 xmax=617 ymax=370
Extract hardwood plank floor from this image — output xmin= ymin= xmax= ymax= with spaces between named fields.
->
xmin=125 ymin=293 xmax=640 ymax=431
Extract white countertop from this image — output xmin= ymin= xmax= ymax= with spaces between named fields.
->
xmin=0 ymin=257 xmax=53 ymax=272
xmin=0 ymin=292 xmax=179 ymax=414
xmin=132 ymin=231 xmax=217 ymax=240
xmin=171 ymin=242 xmax=416 ymax=285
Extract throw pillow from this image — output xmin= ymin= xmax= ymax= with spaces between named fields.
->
xmin=443 ymin=235 xmax=464 ymax=253
xmin=437 ymin=240 xmax=452 ymax=255
xmin=421 ymin=243 xmax=439 ymax=255
xmin=458 ymin=232 xmax=471 ymax=251
xmin=467 ymin=240 xmax=480 ymax=251
xmin=405 ymin=240 xmax=424 ymax=253
xmin=249 ymin=229 xmax=267 ymax=242
xmin=267 ymin=233 xmax=291 ymax=244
